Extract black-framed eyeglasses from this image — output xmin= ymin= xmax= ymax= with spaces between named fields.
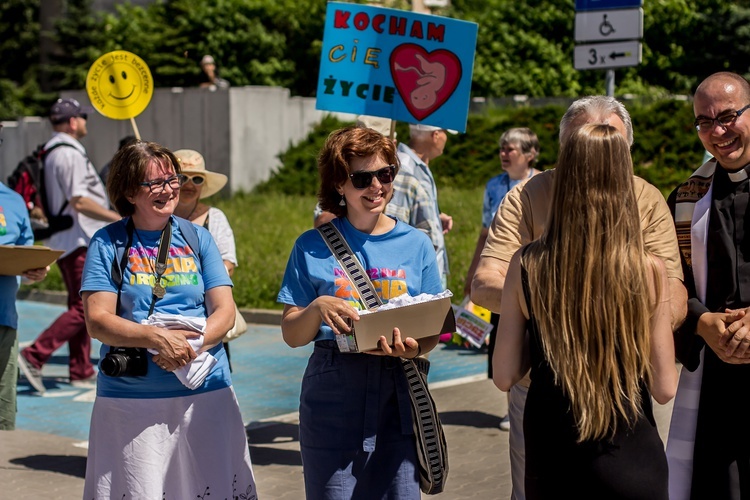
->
xmin=349 ymin=165 xmax=397 ymax=189
xmin=184 ymin=175 xmax=205 ymax=186
xmin=694 ymin=104 xmax=750 ymax=132
xmin=139 ymin=174 xmax=186 ymax=193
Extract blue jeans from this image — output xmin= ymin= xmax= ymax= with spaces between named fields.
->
xmin=299 ymin=341 xmax=420 ymax=500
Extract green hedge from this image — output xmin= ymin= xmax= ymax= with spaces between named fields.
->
xmin=256 ymin=98 xmax=705 ymax=198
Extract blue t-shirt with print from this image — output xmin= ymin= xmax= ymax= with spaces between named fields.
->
xmin=0 ymin=183 xmax=34 ymax=329
xmin=81 ymin=216 xmax=233 ymax=398
xmin=277 ymin=217 xmax=443 ymax=342
xmin=482 ymin=172 xmax=526 ymax=228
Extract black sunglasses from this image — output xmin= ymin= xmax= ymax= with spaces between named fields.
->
xmin=349 ymin=165 xmax=397 ymax=189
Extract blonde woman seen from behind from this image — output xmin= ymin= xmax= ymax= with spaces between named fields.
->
xmin=493 ymin=124 xmax=677 ymax=499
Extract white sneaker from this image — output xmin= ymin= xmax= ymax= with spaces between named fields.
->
xmin=17 ymin=353 xmax=45 ymax=394
xmin=70 ymin=374 xmax=97 ymax=389
xmin=499 ymin=415 xmax=510 ymax=431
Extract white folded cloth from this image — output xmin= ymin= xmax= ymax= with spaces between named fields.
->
xmin=359 ymin=289 xmax=454 ymax=314
xmin=142 ymin=313 xmax=217 ymax=390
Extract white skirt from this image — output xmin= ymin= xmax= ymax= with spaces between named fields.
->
xmin=84 ymin=386 xmax=257 ymax=499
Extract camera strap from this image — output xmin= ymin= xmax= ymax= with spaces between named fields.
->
xmin=103 ymin=217 xmax=172 ymax=356
xmin=114 ymin=218 xmax=136 ymax=317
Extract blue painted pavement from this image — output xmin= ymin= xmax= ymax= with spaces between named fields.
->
xmin=16 ymin=301 xmax=487 ymax=441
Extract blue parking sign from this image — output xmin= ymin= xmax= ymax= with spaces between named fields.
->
xmin=575 ymin=0 xmax=642 ymax=10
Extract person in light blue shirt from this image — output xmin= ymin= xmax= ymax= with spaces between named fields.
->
xmin=279 ymin=126 xmax=443 ymax=499
xmin=80 ymin=141 xmax=255 ymax=499
xmin=464 ymin=127 xmax=540 ymax=298
xmin=463 ymin=127 xmax=540 ymax=435
xmin=0 ymin=179 xmax=48 ymax=429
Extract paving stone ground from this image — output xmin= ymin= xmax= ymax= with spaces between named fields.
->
xmin=0 ymin=375 xmax=676 ymax=500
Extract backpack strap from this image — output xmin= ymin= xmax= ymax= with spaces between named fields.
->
xmin=175 ymin=216 xmax=202 ymax=274
xmin=104 ymin=218 xmax=134 ymax=316
xmin=41 ymin=142 xmax=76 ymax=157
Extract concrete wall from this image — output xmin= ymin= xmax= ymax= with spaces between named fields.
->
xmin=0 ymin=86 xmax=353 ymax=195
xmin=228 ymin=87 xmax=333 ymax=191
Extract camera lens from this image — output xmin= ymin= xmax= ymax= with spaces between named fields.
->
xmin=101 ymin=353 xmax=129 ymax=377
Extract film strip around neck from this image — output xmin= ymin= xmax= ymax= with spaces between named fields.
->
xmin=317 ymin=222 xmax=383 ymax=311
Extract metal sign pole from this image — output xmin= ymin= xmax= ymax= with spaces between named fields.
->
xmin=605 ymin=69 xmax=615 ymax=97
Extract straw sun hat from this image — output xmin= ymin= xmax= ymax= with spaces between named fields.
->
xmin=173 ymin=149 xmax=228 ymax=199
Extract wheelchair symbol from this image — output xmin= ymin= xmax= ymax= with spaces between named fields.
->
xmin=599 ymin=14 xmax=615 ymax=37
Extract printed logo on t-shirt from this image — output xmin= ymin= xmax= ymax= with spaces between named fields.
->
xmin=0 ymin=206 xmax=6 ymax=236
xmin=128 ymin=245 xmax=199 ymax=288
xmin=334 ymin=267 xmax=408 ymax=306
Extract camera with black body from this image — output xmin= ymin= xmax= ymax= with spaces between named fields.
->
xmin=100 ymin=347 xmax=148 ymax=377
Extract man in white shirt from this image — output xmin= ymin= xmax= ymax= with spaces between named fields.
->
xmin=18 ymin=98 xmax=120 ymax=393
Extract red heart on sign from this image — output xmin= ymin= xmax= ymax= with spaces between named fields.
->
xmin=390 ymin=44 xmax=462 ymax=121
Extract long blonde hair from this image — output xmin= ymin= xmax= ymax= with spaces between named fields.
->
xmin=523 ymin=124 xmax=655 ymax=442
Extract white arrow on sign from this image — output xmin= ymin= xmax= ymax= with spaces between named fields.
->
xmin=574 ymin=40 xmax=642 ymax=70
xmin=575 ymin=8 xmax=643 ymax=42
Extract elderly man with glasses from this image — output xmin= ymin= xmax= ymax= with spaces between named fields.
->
xmin=391 ymin=124 xmax=457 ymax=288
xmin=667 ymin=72 xmax=750 ymax=500
xmin=17 ymin=98 xmax=120 ymax=394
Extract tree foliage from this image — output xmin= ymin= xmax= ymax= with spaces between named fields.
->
xmin=448 ymin=0 xmax=750 ymax=97
xmin=0 ymin=0 xmax=50 ymax=117
xmin=3 ymin=0 xmax=750 ymax=119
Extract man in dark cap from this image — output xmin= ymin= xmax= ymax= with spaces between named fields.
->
xmin=17 ymin=98 xmax=120 ymax=393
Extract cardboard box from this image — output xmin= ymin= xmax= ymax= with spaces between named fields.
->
xmin=336 ymin=296 xmax=456 ymax=353
xmin=0 ymin=245 xmax=63 ymax=276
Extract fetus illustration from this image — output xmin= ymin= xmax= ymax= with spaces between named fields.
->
xmin=394 ymin=54 xmax=446 ymax=110
xmin=390 ymin=44 xmax=462 ymax=121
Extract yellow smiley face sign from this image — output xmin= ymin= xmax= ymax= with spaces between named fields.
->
xmin=86 ymin=50 xmax=153 ymax=120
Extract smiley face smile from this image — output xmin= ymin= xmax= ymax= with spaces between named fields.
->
xmin=109 ymin=85 xmax=136 ymax=100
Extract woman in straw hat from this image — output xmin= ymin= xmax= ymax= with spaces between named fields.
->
xmin=173 ymin=149 xmax=236 ymax=276
xmin=173 ymin=149 xmax=241 ymax=368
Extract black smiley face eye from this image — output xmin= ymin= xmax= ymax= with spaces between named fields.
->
xmin=109 ymin=75 xmax=115 ymax=84
xmin=121 ymin=71 xmax=127 ymax=80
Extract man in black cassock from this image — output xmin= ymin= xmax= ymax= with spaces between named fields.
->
xmin=668 ymin=71 xmax=750 ymax=499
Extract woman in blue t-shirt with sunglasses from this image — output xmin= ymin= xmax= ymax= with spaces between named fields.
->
xmin=278 ymin=126 xmax=443 ymax=499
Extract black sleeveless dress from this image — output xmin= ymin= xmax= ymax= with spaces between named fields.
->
xmin=521 ymin=266 xmax=668 ymax=500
